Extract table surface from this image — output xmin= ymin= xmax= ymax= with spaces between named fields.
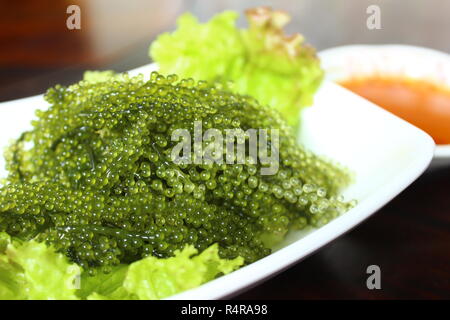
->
xmin=1 ymin=0 xmax=449 ymax=300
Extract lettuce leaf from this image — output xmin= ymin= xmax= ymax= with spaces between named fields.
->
xmin=84 ymin=244 xmax=243 ymax=300
xmin=77 ymin=265 xmax=130 ymax=299
xmin=0 ymin=232 xmax=242 ymax=300
xmin=150 ymin=11 xmax=245 ymax=82
xmin=0 ymin=233 xmax=25 ymax=300
xmin=150 ymin=7 xmax=323 ymax=127
xmin=0 ymin=232 xmax=81 ymax=300
xmin=0 ymin=232 xmax=10 ymax=253
xmin=122 ymin=244 xmax=243 ymax=300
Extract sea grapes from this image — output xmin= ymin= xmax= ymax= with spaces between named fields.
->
xmin=0 ymin=72 xmax=352 ymax=273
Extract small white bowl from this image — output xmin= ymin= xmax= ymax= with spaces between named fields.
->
xmin=319 ymin=44 xmax=450 ymax=169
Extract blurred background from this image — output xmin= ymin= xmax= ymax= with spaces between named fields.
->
xmin=1 ymin=0 xmax=449 ymax=299
xmin=1 ymin=0 xmax=450 ymax=101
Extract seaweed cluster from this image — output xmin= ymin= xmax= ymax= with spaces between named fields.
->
xmin=0 ymin=72 xmax=352 ymax=274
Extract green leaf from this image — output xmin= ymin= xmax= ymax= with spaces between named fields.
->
xmin=0 ymin=256 xmax=26 ymax=300
xmin=123 ymin=244 xmax=243 ymax=300
xmin=87 ymin=286 xmax=135 ymax=300
xmin=0 ymin=232 xmax=11 ymax=253
xmin=0 ymin=232 xmax=24 ymax=300
xmin=150 ymin=7 xmax=323 ymax=128
xmin=150 ymin=11 xmax=245 ymax=82
xmin=0 ymin=234 xmax=242 ymax=300
xmin=0 ymin=234 xmax=81 ymax=300
xmin=77 ymin=265 xmax=129 ymax=299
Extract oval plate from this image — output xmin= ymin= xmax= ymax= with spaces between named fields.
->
xmin=0 ymin=64 xmax=434 ymax=299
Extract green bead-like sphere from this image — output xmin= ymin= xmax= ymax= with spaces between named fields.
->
xmin=0 ymin=72 xmax=352 ymax=272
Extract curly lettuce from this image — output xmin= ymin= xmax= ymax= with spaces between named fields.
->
xmin=83 ymin=244 xmax=242 ymax=300
xmin=0 ymin=232 xmax=81 ymax=300
xmin=0 ymin=232 xmax=243 ymax=300
xmin=122 ymin=244 xmax=243 ymax=300
xmin=150 ymin=7 xmax=324 ymax=127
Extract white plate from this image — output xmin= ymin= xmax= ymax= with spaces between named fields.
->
xmin=319 ymin=44 xmax=450 ymax=170
xmin=0 ymin=64 xmax=434 ymax=300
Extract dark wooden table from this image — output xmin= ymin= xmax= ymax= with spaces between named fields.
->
xmin=236 ymin=167 xmax=450 ymax=299
xmin=1 ymin=0 xmax=449 ymax=300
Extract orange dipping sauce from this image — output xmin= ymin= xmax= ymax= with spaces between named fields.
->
xmin=340 ymin=77 xmax=450 ymax=145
